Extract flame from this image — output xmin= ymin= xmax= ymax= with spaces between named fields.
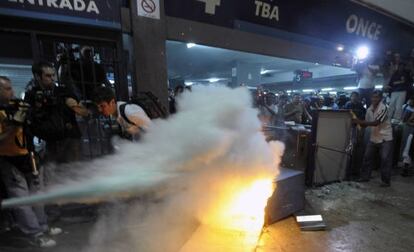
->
xmin=214 ymin=178 xmax=273 ymax=232
xmin=181 ymin=177 xmax=274 ymax=251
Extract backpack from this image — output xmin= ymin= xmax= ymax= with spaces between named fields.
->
xmin=120 ymin=92 xmax=168 ymax=121
xmin=116 ymin=92 xmax=167 ymax=140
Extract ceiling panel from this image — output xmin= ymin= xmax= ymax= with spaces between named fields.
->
xmin=166 ymin=40 xmax=355 ymax=86
xmin=359 ymin=0 xmax=414 ymax=23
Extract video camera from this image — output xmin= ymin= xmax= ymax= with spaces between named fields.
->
xmin=101 ymin=116 xmax=134 ymax=140
xmin=0 ymin=99 xmax=30 ymax=125
xmin=33 ymin=89 xmax=60 ymax=107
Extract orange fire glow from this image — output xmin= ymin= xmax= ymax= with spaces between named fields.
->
xmin=181 ymin=177 xmax=274 ymax=251
xmin=212 ymin=178 xmax=273 ymax=232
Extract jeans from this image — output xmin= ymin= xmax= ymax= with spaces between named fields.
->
xmin=0 ymin=157 xmax=48 ymax=236
xmin=361 ymin=141 xmax=393 ymax=184
xmin=388 ymin=91 xmax=407 ymax=120
xmin=359 ymin=88 xmax=374 ymax=108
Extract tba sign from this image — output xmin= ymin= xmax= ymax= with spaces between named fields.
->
xmin=137 ymin=0 xmax=160 ymax=19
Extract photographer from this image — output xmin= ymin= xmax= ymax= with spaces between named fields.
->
xmin=93 ymin=86 xmax=151 ymax=141
xmin=0 ymin=76 xmax=61 ymax=248
xmin=25 ymin=61 xmax=88 ymax=163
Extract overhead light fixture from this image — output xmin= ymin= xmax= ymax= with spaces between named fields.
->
xmin=356 ymin=46 xmax=369 ymax=60
xmin=186 ymin=43 xmax=196 ymax=48
xmin=208 ymin=78 xmax=221 ymax=83
xmin=321 ymin=88 xmax=334 ymax=91
xmin=302 ymin=89 xmax=315 ymax=93
xmin=260 ymin=69 xmax=274 ymax=75
xmin=185 ymin=81 xmax=194 ymax=86
xmin=375 ymin=85 xmax=383 ymax=89
xmin=337 ymin=44 xmax=345 ymax=52
xmin=343 ymin=86 xmax=358 ymax=90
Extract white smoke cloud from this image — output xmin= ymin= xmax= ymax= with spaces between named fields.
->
xmin=3 ymin=86 xmax=284 ymax=251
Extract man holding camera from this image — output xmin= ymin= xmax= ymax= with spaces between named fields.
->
xmin=25 ymin=61 xmax=88 ymax=163
xmin=93 ymin=86 xmax=151 ymax=141
xmin=0 ymin=76 xmax=61 ymax=248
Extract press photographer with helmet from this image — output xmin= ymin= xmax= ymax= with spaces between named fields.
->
xmin=24 ymin=61 xmax=89 ymax=163
xmin=0 ymin=76 xmax=62 ymax=248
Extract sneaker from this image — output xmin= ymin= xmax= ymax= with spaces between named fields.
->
xmin=48 ymin=227 xmax=63 ymax=236
xmin=33 ymin=235 xmax=57 ymax=248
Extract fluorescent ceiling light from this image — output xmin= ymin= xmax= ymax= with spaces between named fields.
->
xmin=185 ymin=82 xmax=194 ymax=86
xmin=375 ymin=85 xmax=383 ymax=89
xmin=260 ymin=69 xmax=283 ymax=75
xmin=260 ymin=69 xmax=272 ymax=75
xmin=344 ymin=86 xmax=358 ymax=90
xmin=321 ymin=88 xmax=334 ymax=91
xmin=208 ymin=78 xmax=221 ymax=83
xmin=302 ymin=89 xmax=315 ymax=93
xmin=186 ymin=43 xmax=196 ymax=48
xmin=337 ymin=45 xmax=345 ymax=52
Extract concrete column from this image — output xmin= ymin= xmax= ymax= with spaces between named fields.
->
xmin=130 ymin=0 xmax=169 ymax=109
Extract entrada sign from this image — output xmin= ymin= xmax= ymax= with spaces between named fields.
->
xmin=0 ymin=0 xmax=120 ymax=28
xmin=8 ymin=0 xmax=100 ymax=14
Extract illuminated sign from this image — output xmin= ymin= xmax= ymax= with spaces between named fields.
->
xmin=0 ymin=0 xmax=120 ymax=29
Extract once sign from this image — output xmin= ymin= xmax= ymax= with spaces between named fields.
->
xmin=7 ymin=0 xmax=100 ymax=14
xmin=346 ymin=14 xmax=382 ymax=41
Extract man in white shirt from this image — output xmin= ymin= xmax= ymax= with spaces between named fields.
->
xmin=356 ymin=61 xmax=380 ymax=108
xmin=353 ymin=90 xmax=393 ymax=187
xmin=93 ymin=87 xmax=151 ymax=141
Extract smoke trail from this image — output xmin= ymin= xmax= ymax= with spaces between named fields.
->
xmin=2 ymin=86 xmax=284 ymax=251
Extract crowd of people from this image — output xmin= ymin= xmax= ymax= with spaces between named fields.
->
xmin=0 ymin=60 xmax=151 ymax=247
xmin=256 ymin=48 xmax=414 ymax=187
